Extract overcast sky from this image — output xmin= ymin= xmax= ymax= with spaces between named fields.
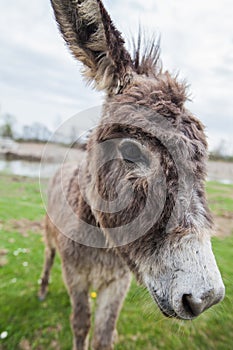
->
xmin=0 ymin=0 xmax=232 ymax=152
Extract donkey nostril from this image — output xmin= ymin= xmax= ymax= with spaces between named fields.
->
xmin=182 ymin=294 xmax=204 ymax=317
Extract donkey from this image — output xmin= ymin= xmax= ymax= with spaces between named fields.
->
xmin=39 ymin=1 xmax=225 ymax=349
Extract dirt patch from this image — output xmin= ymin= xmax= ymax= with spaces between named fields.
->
xmin=32 ymin=324 xmax=62 ymax=350
xmin=214 ymin=213 xmax=233 ymax=238
xmin=5 ymin=219 xmax=44 ymax=237
xmin=19 ymin=339 xmax=31 ymax=350
xmin=0 ymin=142 xmax=84 ymax=163
xmin=19 ymin=339 xmax=60 ymax=350
xmin=0 ymin=249 xmax=8 ymax=267
xmin=207 ymin=161 xmax=233 ymax=184
xmin=3 ymin=215 xmax=233 ymax=239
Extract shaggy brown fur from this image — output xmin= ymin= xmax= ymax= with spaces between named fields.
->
xmin=39 ymin=1 xmax=225 ymax=349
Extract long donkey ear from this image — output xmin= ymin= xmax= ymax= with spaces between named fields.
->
xmin=50 ymin=0 xmax=133 ymax=94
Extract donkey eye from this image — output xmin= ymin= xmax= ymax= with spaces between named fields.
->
xmin=119 ymin=142 xmax=144 ymax=164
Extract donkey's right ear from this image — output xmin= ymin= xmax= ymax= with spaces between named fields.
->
xmin=51 ymin=0 xmax=133 ymax=94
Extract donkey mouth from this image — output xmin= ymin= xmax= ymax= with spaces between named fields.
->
xmin=158 ymin=306 xmax=176 ymax=318
xmin=151 ymin=292 xmax=199 ymax=320
xmin=150 ymin=290 xmax=178 ymax=319
xmin=150 ymin=290 xmax=203 ymax=320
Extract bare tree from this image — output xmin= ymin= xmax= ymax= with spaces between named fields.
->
xmin=0 ymin=114 xmax=16 ymax=139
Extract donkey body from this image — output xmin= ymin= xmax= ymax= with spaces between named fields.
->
xmin=39 ymin=1 xmax=225 ymax=349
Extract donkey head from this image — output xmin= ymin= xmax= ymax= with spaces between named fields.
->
xmin=51 ymin=0 xmax=225 ymax=319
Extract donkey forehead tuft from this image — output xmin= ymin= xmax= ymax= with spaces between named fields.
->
xmin=114 ymin=72 xmax=188 ymax=112
xmin=106 ymin=72 xmax=208 ymax=147
xmin=98 ymin=76 xmax=208 ymax=161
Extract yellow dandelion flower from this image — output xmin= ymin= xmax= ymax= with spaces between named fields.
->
xmin=90 ymin=292 xmax=97 ymax=299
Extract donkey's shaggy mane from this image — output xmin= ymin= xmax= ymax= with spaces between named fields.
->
xmin=132 ymin=31 xmax=161 ymax=77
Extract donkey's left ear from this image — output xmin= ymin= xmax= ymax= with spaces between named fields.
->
xmin=51 ymin=0 xmax=133 ymax=94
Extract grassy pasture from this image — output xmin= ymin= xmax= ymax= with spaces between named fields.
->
xmin=0 ymin=175 xmax=232 ymax=350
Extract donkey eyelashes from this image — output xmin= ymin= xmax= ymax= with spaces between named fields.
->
xmin=118 ymin=140 xmax=150 ymax=166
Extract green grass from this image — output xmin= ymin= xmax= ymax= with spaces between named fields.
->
xmin=206 ymin=181 xmax=233 ymax=214
xmin=0 ymin=175 xmax=232 ymax=350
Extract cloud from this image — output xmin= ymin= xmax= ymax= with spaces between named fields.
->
xmin=0 ymin=0 xmax=102 ymax=129
xmin=0 ymin=0 xmax=232 ymax=151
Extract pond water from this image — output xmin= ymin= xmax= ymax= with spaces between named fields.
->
xmin=0 ymin=159 xmax=232 ymax=184
xmin=0 ymin=159 xmax=59 ymax=179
